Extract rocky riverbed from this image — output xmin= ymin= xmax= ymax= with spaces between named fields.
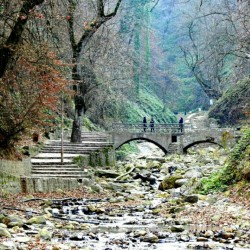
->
xmin=0 ymin=143 xmax=250 ymax=249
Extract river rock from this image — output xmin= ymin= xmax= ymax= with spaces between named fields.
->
xmin=184 ymin=194 xmax=199 ymax=203
xmin=51 ymin=244 xmax=71 ymax=250
xmin=179 ymin=234 xmax=190 ymax=242
xmin=94 ymin=169 xmax=120 ymax=178
xmin=197 ymin=236 xmax=209 ymax=241
xmin=200 ymin=158 xmax=213 ymax=164
xmin=169 ymin=206 xmax=185 ymax=214
xmin=171 ymin=225 xmax=185 ymax=232
xmin=0 ymin=214 xmax=7 ymax=224
xmin=101 ymin=182 xmax=123 ymax=191
xmin=204 ymin=230 xmax=214 ymax=238
xmin=38 ymin=227 xmax=53 ymax=240
xmin=133 ymin=230 xmax=147 ymax=237
xmin=221 ymin=231 xmax=235 ymax=239
xmin=14 ymin=236 xmax=31 ymax=243
xmin=90 ymin=183 xmax=103 ymax=193
xmin=0 ymin=241 xmax=17 ymax=250
xmin=175 ymin=178 xmax=188 ymax=187
xmin=158 ymin=175 xmax=182 ymax=191
xmin=7 ymin=216 xmax=23 ymax=228
xmin=81 ymin=178 xmax=91 ymax=186
xmin=27 ymin=215 xmax=47 ymax=225
xmin=169 ymin=188 xmax=182 ymax=197
xmin=147 ymin=157 xmax=165 ymax=163
xmin=146 ymin=160 xmax=161 ymax=169
xmin=0 ymin=228 xmax=11 ymax=237
xmin=134 ymin=161 xmax=147 ymax=169
xmin=141 ymin=232 xmax=159 ymax=243
xmin=184 ymin=167 xmax=203 ymax=178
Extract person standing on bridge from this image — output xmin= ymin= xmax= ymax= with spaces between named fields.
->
xmin=150 ymin=117 xmax=155 ymax=132
xmin=179 ymin=117 xmax=184 ymax=132
xmin=143 ymin=116 xmax=147 ymax=132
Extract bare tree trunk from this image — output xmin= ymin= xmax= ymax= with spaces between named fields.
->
xmin=67 ymin=0 xmax=122 ymax=143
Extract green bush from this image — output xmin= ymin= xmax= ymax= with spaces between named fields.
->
xmin=198 ymin=126 xmax=250 ymax=194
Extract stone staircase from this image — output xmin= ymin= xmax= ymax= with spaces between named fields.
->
xmin=31 ymin=132 xmax=112 ymax=178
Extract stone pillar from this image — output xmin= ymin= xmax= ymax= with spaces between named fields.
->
xmin=179 ymin=135 xmax=184 ymax=153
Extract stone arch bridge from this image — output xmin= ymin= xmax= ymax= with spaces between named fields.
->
xmin=110 ymin=123 xmax=238 ymax=154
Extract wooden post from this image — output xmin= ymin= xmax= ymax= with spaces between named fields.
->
xmin=20 ymin=177 xmax=27 ymax=193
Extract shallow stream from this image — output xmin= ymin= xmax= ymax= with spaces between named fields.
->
xmin=49 ymin=198 xmax=247 ymax=250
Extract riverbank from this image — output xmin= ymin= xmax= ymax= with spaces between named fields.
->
xmin=0 ymin=144 xmax=250 ymax=250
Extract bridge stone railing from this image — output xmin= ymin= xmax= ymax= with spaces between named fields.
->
xmin=112 ymin=123 xmax=183 ymax=135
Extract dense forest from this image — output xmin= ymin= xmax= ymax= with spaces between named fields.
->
xmin=0 ymin=0 xmax=249 ymax=155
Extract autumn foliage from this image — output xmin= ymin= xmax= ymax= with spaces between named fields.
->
xmin=0 ymin=43 xmax=68 ymax=158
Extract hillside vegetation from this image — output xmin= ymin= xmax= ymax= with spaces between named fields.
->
xmin=208 ymin=77 xmax=250 ymax=125
xmin=199 ymin=126 xmax=250 ymax=194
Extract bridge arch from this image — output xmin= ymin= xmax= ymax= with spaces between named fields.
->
xmin=183 ymin=140 xmax=223 ymax=153
xmin=115 ymin=137 xmax=168 ymax=154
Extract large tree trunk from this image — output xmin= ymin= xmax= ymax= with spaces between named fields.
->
xmin=68 ymin=0 xmax=122 ymax=143
xmin=71 ymin=117 xmax=82 ymax=143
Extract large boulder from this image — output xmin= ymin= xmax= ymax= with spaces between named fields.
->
xmin=27 ymin=215 xmax=47 ymax=225
xmin=158 ymin=175 xmax=183 ymax=191
xmin=184 ymin=167 xmax=203 ymax=178
xmin=38 ymin=227 xmax=53 ymax=240
xmin=184 ymin=194 xmax=199 ymax=203
xmin=94 ymin=169 xmax=120 ymax=178
xmin=0 ymin=228 xmax=11 ymax=238
xmin=7 ymin=215 xmax=23 ymax=227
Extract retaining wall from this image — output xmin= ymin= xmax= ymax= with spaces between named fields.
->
xmin=0 ymin=159 xmax=32 ymax=194
xmin=21 ymin=177 xmax=81 ymax=193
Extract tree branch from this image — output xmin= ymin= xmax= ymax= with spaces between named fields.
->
xmin=0 ymin=0 xmax=45 ymax=78
xmin=97 ymin=0 xmax=105 ymax=17
xmin=104 ymin=0 xmax=122 ymax=18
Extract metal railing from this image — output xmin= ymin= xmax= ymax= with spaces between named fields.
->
xmin=111 ymin=123 xmax=184 ymax=134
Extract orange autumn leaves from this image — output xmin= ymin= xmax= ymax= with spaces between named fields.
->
xmin=0 ymin=43 xmax=69 ymax=149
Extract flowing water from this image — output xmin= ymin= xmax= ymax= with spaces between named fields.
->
xmin=49 ymin=197 xmax=247 ymax=250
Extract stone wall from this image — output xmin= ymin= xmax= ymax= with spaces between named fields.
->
xmin=22 ymin=177 xmax=81 ymax=193
xmin=0 ymin=159 xmax=32 ymax=177
xmin=89 ymin=147 xmax=116 ymax=167
xmin=0 ymin=159 xmax=32 ymax=194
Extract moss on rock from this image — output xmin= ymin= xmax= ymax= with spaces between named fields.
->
xmin=158 ymin=174 xmax=183 ymax=191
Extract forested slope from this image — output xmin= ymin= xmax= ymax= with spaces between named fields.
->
xmin=208 ymin=77 xmax=250 ymax=125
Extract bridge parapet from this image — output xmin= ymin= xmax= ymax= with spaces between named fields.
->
xmin=112 ymin=123 xmax=184 ymax=135
xmin=182 ymin=127 xmax=238 ymax=152
xmin=110 ymin=123 xmax=239 ymax=154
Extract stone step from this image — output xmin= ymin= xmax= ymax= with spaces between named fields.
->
xmin=45 ymin=142 xmax=112 ymax=147
xmin=40 ymin=149 xmax=103 ymax=154
xmin=81 ymin=134 xmax=109 ymax=138
xmin=31 ymin=132 xmax=112 ymax=179
xmin=31 ymin=164 xmax=80 ymax=168
xmin=31 ymin=174 xmax=85 ymax=178
xmin=42 ymin=143 xmax=109 ymax=148
xmin=69 ymin=135 xmax=110 ymax=140
xmin=32 ymin=170 xmax=83 ymax=174
xmin=31 ymin=161 xmax=74 ymax=165
xmin=32 ymin=167 xmax=82 ymax=171
xmin=32 ymin=155 xmax=87 ymax=159
xmin=41 ymin=146 xmax=110 ymax=150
